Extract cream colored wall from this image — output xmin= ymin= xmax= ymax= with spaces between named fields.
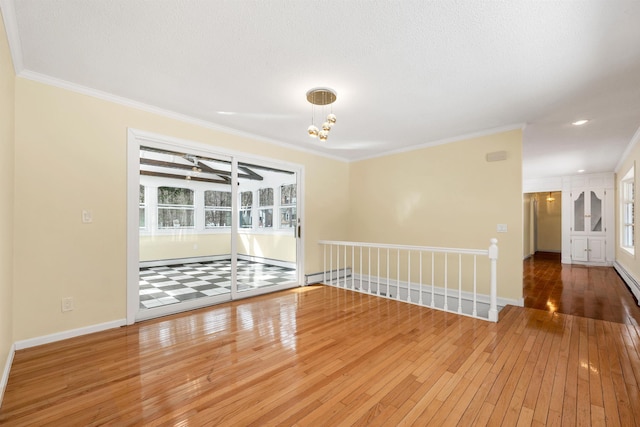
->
xmin=535 ymin=191 xmax=562 ymax=252
xmin=238 ymin=234 xmax=296 ymax=263
xmin=139 ymin=234 xmax=231 ymax=262
xmin=523 ymin=193 xmax=532 ymax=258
xmin=0 ymin=11 xmax=15 ymax=391
xmin=348 ymin=130 xmax=524 ymax=301
xmin=13 ymin=78 xmax=350 ymax=341
xmin=139 ymin=233 xmax=296 ymax=263
xmin=616 ymin=141 xmax=639 ymax=285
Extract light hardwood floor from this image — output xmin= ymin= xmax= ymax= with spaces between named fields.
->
xmin=1 ymin=285 xmax=639 ymax=426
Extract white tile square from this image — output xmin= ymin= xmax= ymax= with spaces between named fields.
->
xmin=141 ymin=300 xmax=162 ymax=308
xmin=153 ymin=280 xmax=181 ymax=287
xmin=140 ymin=288 xmax=164 ymax=295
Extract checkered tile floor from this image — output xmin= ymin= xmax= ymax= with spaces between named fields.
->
xmin=139 ymin=260 xmax=297 ymax=309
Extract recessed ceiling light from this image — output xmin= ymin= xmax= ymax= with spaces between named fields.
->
xmin=577 ymin=169 xmax=585 ymax=173
xmin=217 ymin=111 xmax=236 ymax=115
xmin=572 ymin=119 xmax=589 ymax=126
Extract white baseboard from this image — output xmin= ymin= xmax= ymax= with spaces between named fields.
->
xmin=14 ymin=319 xmax=127 ymax=351
xmin=614 ymin=262 xmax=640 ymax=306
xmin=237 ymin=254 xmax=295 ymax=269
xmin=140 ymin=254 xmax=295 ymax=270
xmin=0 ymin=343 xmax=16 ymax=408
xmin=140 ymin=255 xmax=229 ymax=268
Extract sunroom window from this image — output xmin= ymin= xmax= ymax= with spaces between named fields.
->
xmin=157 ymin=186 xmax=195 ymax=228
xmin=279 ymin=184 xmax=296 ymax=228
xmin=258 ymin=187 xmax=273 ymax=228
xmin=205 ymin=190 xmax=232 ymax=228
xmin=139 ymin=185 xmax=146 ymax=229
xmin=621 ymin=167 xmax=635 ymax=253
xmin=239 ymin=191 xmax=253 ymax=229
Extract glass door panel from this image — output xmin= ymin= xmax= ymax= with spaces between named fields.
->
xmin=573 ymin=191 xmax=585 ymax=232
xmin=136 ymin=145 xmax=233 ymax=320
xmin=590 ymin=190 xmax=603 ymax=232
xmin=129 ymin=133 xmax=303 ymax=323
xmin=235 ymin=161 xmax=299 ymax=297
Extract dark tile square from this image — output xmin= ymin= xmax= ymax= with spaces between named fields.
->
xmin=174 ymin=292 xmax=208 ymax=301
xmin=154 ymin=284 xmax=187 ymax=291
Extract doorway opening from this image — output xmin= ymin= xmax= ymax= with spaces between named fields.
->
xmin=524 ymin=191 xmax=562 ymax=259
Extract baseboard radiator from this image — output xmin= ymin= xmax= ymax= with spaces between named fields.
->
xmin=614 ymin=261 xmax=640 ymax=306
xmin=305 ymin=268 xmax=352 ymax=285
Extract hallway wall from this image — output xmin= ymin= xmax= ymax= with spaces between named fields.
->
xmin=0 ymin=10 xmax=15 ymax=404
xmin=535 ymin=191 xmax=562 ymax=252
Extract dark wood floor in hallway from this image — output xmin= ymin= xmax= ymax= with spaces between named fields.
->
xmin=523 ymin=252 xmax=640 ymax=326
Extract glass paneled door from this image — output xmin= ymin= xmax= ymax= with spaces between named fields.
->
xmin=127 ymin=131 xmax=302 ymax=323
xmin=233 ymin=161 xmax=299 ymax=299
xmin=135 ymin=144 xmax=235 ymax=321
xmin=571 ymin=189 xmax=605 ymax=234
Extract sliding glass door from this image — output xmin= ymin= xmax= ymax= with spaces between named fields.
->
xmin=127 ymin=130 xmax=302 ymax=323
xmin=233 ymin=160 xmax=299 ymax=299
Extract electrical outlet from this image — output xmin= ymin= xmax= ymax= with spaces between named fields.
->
xmin=61 ymin=297 xmax=74 ymax=312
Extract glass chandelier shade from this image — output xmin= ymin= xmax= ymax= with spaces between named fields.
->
xmin=306 ymin=87 xmax=337 ymax=142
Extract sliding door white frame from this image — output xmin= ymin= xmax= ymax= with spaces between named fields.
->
xmin=126 ymin=128 xmax=304 ymax=325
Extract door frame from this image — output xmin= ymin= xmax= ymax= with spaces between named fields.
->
xmin=126 ymin=128 xmax=305 ymax=325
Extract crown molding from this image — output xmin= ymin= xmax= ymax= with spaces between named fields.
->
xmin=615 ymin=124 xmax=640 ymax=173
xmin=351 ymin=123 xmax=526 ymax=163
xmin=17 ymin=69 xmax=351 ymax=163
xmin=0 ymin=0 xmax=23 ymax=73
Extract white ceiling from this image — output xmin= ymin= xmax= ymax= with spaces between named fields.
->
xmin=3 ymin=0 xmax=640 ymax=180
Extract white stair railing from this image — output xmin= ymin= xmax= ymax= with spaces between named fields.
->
xmin=318 ymin=239 xmax=499 ymax=322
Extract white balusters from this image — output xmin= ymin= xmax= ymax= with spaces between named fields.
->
xmin=472 ymin=255 xmax=477 ymax=317
xmin=396 ymin=250 xmax=400 ymax=301
xmin=352 ymin=245 xmax=355 ymax=289
xmin=458 ymin=253 xmax=462 ymax=314
xmin=443 ymin=253 xmax=448 ymax=311
xmin=408 ymin=251 xmax=411 ymax=303
xmin=368 ymin=247 xmax=371 ymax=294
xmin=336 ymin=244 xmax=340 ymax=287
xmin=430 ymin=252 xmax=435 ymax=308
xmin=323 ymin=244 xmax=327 ymax=284
xmin=419 ymin=252 xmax=423 ymax=305
xmin=386 ymin=249 xmax=390 ymax=297
xmin=317 ymin=239 xmax=499 ymax=322
xmin=330 ymin=245 xmax=333 ymax=285
xmin=343 ymin=244 xmax=347 ymax=288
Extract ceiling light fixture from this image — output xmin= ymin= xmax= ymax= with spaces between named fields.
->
xmin=572 ymin=119 xmax=589 ymax=126
xmin=546 ymin=192 xmax=555 ymax=202
xmin=306 ymin=87 xmax=337 ymax=141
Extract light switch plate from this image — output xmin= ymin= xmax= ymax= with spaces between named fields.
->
xmin=82 ymin=210 xmax=93 ymax=223
xmin=497 ymin=224 xmax=508 ymax=233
